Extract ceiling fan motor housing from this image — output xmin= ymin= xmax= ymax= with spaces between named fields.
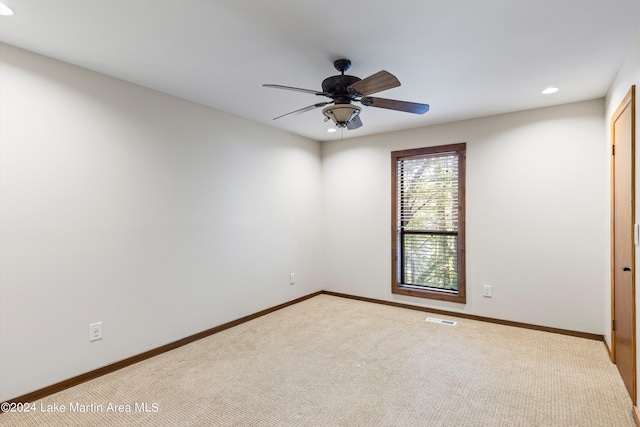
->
xmin=321 ymin=75 xmax=361 ymax=104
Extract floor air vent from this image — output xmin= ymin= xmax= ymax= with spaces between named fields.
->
xmin=426 ymin=317 xmax=457 ymax=326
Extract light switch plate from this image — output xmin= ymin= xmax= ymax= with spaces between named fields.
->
xmin=483 ymin=284 xmax=492 ymax=298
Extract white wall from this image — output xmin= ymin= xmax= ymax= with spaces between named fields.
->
xmin=322 ymin=99 xmax=607 ymax=334
xmin=0 ymin=44 xmax=324 ymax=401
xmin=605 ymin=27 xmax=640 ymax=405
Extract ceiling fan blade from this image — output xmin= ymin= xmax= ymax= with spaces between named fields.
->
xmin=272 ymin=102 xmax=331 ymax=120
xmin=263 ymin=84 xmax=329 ymax=97
xmin=347 ymin=70 xmax=400 ymax=96
xmin=360 ymin=96 xmax=429 ymax=114
xmin=347 ymin=115 xmax=363 ymax=130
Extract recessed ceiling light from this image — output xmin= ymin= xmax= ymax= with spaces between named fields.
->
xmin=0 ymin=4 xmax=14 ymax=16
xmin=327 ymin=128 xmax=337 ymax=133
xmin=541 ymin=87 xmax=559 ymax=95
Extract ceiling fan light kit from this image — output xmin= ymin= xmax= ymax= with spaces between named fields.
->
xmin=322 ymin=104 xmax=361 ymax=127
xmin=264 ymin=58 xmax=429 ymax=131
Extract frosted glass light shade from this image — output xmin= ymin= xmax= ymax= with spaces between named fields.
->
xmin=322 ymin=104 xmax=360 ymax=127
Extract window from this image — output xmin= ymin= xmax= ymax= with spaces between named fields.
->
xmin=391 ymin=144 xmax=466 ymax=303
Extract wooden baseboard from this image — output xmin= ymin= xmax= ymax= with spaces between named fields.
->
xmin=322 ymin=290 xmax=604 ymax=341
xmin=2 ymin=288 xmax=606 ymax=409
xmin=2 ymin=291 xmax=322 ymax=408
xmin=634 ymin=405 xmax=640 ymax=426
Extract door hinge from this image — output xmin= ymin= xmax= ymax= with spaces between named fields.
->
xmin=612 ymin=145 xmax=615 ymax=156
xmin=612 ymin=319 xmax=616 ymax=331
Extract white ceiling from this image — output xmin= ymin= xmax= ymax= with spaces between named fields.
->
xmin=1 ymin=1 xmax=639 ymax=142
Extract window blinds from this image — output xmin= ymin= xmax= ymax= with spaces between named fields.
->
xmin=397 ymin=152 xmax=459 ymax=291
xmin=397 ymin=153 xmax=459 ymax=233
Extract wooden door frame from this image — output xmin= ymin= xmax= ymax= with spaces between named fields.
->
xmin=610 ymin=85 xmax=636 ymax=404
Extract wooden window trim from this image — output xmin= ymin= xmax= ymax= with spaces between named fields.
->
xmin=391 ymin=143 xmax=466 ymax=304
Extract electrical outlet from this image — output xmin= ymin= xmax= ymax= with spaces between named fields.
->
xmin=290 ymin=273 xmax=295 ymax=285
xmin=89 ymin=322 xmax=102 ymax=341
xmin=483 ymin=285 xmax=492 ymax=298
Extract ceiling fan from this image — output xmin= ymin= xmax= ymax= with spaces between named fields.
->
xmin=263 ymin=59 xmax=429 ymax=130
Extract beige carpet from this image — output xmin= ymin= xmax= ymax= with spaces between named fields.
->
xmin=2 ymin=294 xmax=635 ymax=426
